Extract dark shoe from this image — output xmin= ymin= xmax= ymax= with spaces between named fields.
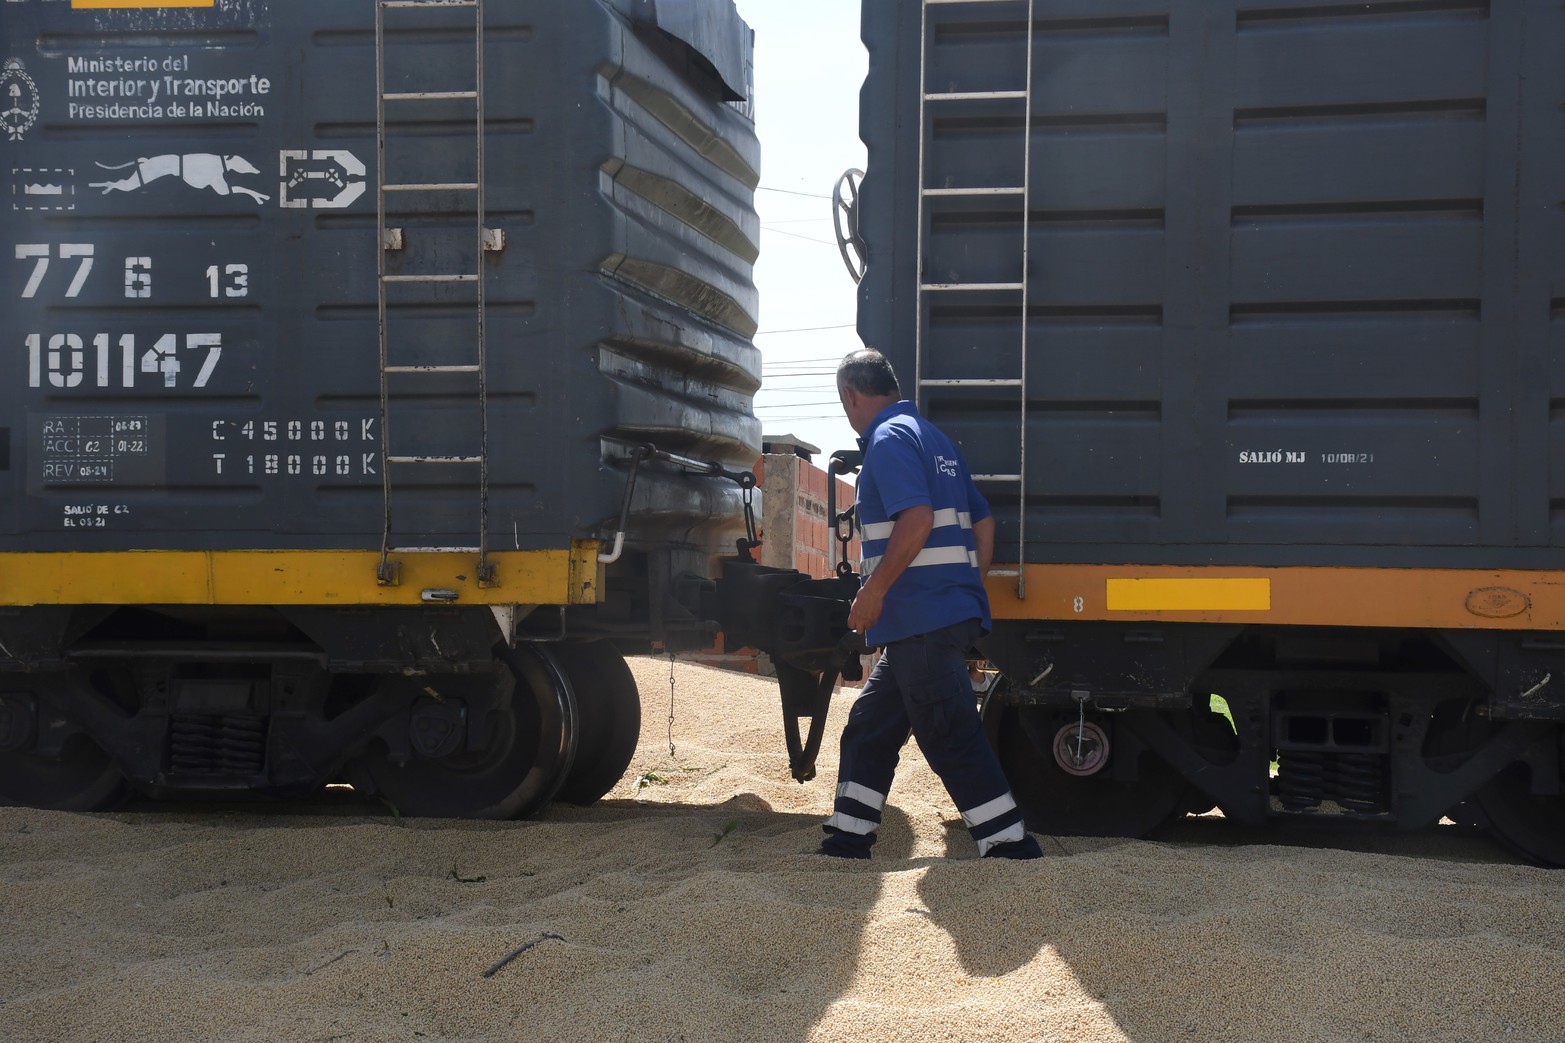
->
xmin=816 ymin=837 xmax=872 ymax=860
xmin=982 ymin=835 xmax=1043 ymax=860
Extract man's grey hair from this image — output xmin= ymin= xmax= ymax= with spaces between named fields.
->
xmin=836 ymin=348 xmax=902 ymax=397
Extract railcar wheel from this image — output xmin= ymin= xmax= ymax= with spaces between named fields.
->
xmin=985 ymin=700 xmax=1191 ymax=838
xmin=349 ymin=645 xmax=576 ymax=819
xmin=1473 ymin=740 xmax=1565 ymax=867
xmin=0 ymin=687 xmax=128 ymax=812
xmin=551 ymin=642 xmax=641 ymax=805
xmin=1183 ymin=700 xmax=1241 ymax=815
xmin=0 ymin=738 xmax=128 ymax=812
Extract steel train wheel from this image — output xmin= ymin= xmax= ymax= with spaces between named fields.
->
xmin=0 ymin=682 xmax=128 ymax=812
xmin=349 ymin=645 xmax=576 ymax=819
xmin=1473 ymin=741 xmax=1565 ymax=866
xmin=985 ymin=699 xmax=1192 ymax=838
xmin=1426 ymin=705 xmax=1565 ymax=866
xmin=0 ymin=736 xmax=128 ymax=812
xmin=1183 ymin=701 xmax=1241 ymax=815
xmin=551 ymin=642 xmax=641 ymax=806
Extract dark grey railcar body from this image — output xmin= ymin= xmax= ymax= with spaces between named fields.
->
xmin=0 ymin=0 xmax=761 ymax=818
xmin=858 ymin=0 xmax=1565 ymax=863
xmin=862 ymin=0 xmax=1565 ymax=569
xmin=2 ymin=0 xmax=759 ymax=557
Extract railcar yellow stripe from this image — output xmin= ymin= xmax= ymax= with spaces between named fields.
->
xmin=1106 ymin=577 xmax=1271 ymax=612
xmin=73 ymin=0 xmax=215 ymax=8
xmin=988 ymin=565 xmax=1565 ymax=630
xmin=0 ymin=547 xmax=602 ymax=607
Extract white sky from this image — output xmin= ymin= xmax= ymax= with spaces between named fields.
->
xmin=731 ymin=0 xmax=868 ymax=462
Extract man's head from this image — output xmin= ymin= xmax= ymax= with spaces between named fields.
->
xmin=836 ymin=349 xmax=902 ymax=434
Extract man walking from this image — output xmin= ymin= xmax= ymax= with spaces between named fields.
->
xmin=819 ymin=349 xmax=1042 ymax=860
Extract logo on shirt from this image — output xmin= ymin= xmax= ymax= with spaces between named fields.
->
xmin=934 ymin=455 xmax=958 ymax=478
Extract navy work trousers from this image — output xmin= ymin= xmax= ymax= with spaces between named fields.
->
xmin=822 ymin=618 xmax=1026 ymax=857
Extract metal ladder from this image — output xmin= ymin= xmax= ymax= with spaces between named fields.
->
xmin=374 ymin=0 xmax=497 ymax=586
xmin=914 ymin=0 xmax=1035 ymax=598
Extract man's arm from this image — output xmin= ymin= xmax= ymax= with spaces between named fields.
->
xmin=848 ymin=504 xmax=933 ymax=635
xmin=973 ymin=513 xmax=995 ymax=579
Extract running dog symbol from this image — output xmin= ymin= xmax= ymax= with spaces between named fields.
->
xmin=89 ymin=154 xmax=272 ymax=204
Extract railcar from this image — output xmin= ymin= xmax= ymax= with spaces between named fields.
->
xmin=857 ymin=0 xmax=1565 ymax=863
xmin=0 ymin=0 xmax=767 ymax=818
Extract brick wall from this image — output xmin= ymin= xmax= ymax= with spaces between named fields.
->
xmin=755 ymin=443 xmax=858 ymax=579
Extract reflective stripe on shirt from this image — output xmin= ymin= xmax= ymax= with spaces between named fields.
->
xmin=861 ymin=544 xmax=979 ymax=577
xmin=860 ymin=508 xmax=971 ymax=543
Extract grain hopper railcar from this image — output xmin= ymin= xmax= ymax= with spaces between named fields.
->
xmin=0 ymin=0 xmax=769 ymax=818
xmin=858 ymin=0 xmax=1565 ymax=863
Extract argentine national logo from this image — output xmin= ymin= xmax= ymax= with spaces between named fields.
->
xmin=2 ymin=59 xmax=41 ymax=144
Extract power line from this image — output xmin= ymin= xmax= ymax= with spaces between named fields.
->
xmin=759 ymin=353 xmax=850 ymax=361
xmin=755 ymin=324 xmax=854 ymax=336
xmin=755 ymin=400 xmax=844 ymax=408
xmin=754 ymin=410 xmax=845 ymax=419
xmin=764 ymin=226 xmax=837 ymax=247
xmin=759 ymin=185 xmax=831 ymax=199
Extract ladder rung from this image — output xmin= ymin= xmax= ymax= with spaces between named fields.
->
xmin=382 ymin=0 xmax=477 ymax=7
xmin=972 ymin=474 xmax=1023 ymax=483
xmin=385 ymin=365 xmax=481 ymax=374
xmin=922 ymin=282 xmax=1025 ymax=292
xmin=382 ymin=91 xmax=479 ymax=102
xmin=928 ymin=0 xmax=1029 ymax=4
xmin=383 ymin=274 xmax=479 ymax=283
xmin=382 ymin=182 xmax=479 ymax=192
xmin=925 ymin=91 xmax=1028 ymax=102
xmin=921 ymin=378 xmax=1023 ymax=387
xmin=986 ymin=569 xmax=1023 ymax=578
xmin=924 ymin=186 xmax=1025 ymax=197
xmin=385 ymin=546 xmax=484 ymax=553
xmin=387 ymin=456 xmax=483 ymax=464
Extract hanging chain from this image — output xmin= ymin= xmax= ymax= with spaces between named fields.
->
xmin=666 ymin=650 xmax=677 ymax=758
xmin=835 ymin=503 xmax=856 ymax=577
xmin=739 ymin=473 xmax=758 ymax=551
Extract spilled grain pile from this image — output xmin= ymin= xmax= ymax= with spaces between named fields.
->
xmin=1 ymin=658 xmax=1562 ymax=1043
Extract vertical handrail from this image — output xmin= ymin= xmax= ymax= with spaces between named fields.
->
xmin=914 ymin=0 xmax=931 ymax=409
xmin=374 ymin=0 xmax=395 ymax=581
xmin=473 ymin=0 xmax=494 ymax=585
xmin=1015 ymin=0 xmax=1034 ymax=600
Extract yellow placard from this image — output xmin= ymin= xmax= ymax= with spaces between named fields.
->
xmin=1106 ymin=577 xmax=1272 ymax=613
xmin=72 ymin=0 xmax=216 ymax=8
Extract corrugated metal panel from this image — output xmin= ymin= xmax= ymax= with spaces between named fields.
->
xmin=858 ymin=0 xmax=1565 ymax=569
xmin=0 ymin=0 xmax=758 ymax=560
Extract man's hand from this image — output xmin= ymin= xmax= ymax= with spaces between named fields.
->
xmin=973 ymin=514 xmax=995 ymax=581
xmin=848 ymin=584 xmax=885 ymax=634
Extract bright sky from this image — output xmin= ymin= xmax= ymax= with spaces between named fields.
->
xmin=731 ymin=0 xmax=868 ymax=462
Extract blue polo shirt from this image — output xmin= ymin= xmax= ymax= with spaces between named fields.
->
xmin=856 ymin=401 xmax=992 ymax=645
